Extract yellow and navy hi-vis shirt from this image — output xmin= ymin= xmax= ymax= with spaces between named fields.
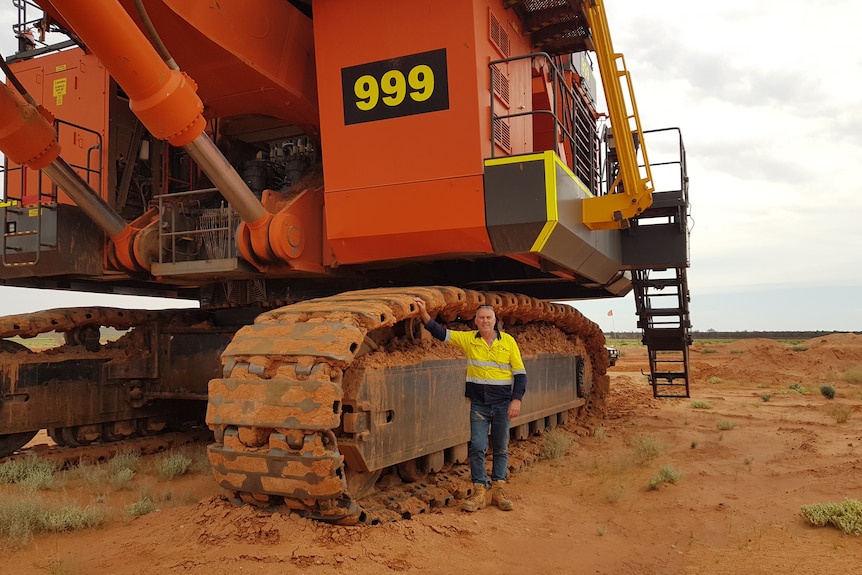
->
xmin=425 ymin=319 xmax=527 ymax=404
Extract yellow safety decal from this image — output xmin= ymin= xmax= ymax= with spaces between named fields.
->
xmin=29 ymin=208 xmax=40 ymax=217
xmin=53 ymin=77 xmax=67 ymax=106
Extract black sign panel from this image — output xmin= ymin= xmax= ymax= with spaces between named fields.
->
xmin=341 ymin=48 xmax=449 ymax=125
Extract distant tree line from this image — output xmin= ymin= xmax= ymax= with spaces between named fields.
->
xmin=606 ymin=330 xmax=860 ymax=341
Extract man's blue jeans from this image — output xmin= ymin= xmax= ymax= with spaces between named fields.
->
xmin=468 ymin=399 xmax=511 ymax=487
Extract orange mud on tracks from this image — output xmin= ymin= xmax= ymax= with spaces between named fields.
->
xmin=206 ymin=286 xmax=608 ymax=523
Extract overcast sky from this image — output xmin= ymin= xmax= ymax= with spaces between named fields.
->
xmin=0 ymin=1 xmax=860 ymax=333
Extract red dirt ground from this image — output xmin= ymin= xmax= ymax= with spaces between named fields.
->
xmin=5 ymin=334 xmax=862 ymax=574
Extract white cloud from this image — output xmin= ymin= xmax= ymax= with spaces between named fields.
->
xmin=0 ymin=1 xmax=859 ymax=332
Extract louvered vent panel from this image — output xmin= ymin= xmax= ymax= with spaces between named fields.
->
xmin=492 ymin=65 xmax=510 ymax=107
xmin=489 ymin=11 xmax=511 ymax=58
xmin=493 ymin=118 xmax=511 ymax=152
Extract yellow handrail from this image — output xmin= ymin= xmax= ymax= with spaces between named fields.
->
xmin=580 ymin=0 xmax=654 ymax=230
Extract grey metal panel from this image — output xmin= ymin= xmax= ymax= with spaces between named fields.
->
xmin=484 ymin=159 xmax=548 ymax=253
xmin=0 ymin=204 xmax=104 ymax=279
xmin=346 ymin=353 xmax=582 ymax=472
xmin=621 ymin=223 xmax=689 ymax=268
xmin=538 ymin=162 xmax=624 ymax=284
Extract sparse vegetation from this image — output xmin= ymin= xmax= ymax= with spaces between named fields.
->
xmin=800 ymin=498 xmax=862 ymax=536
xmin=819 ymin=385 xmax=836 ymax=400
xmin=593 ymin=427 xmax=607 ymax=442
xmin=716 ymin=421 xmax=737 ymax=430
xmin=126 ymin=489 xmax=158 ymax=516
xmin=840 ymin=368 xmax=862 ymax=385
xmin=708 ymin=377 xmax=723 ymax=384
xmin=788 ymin=383 xmax=808 ymax=394
xmin=789 ymin=345 xmax=808 ymax=352
xmin=108 ymin=450 xmax=141 ymax=475
xmin=156 ymin=453 xmax=192 ymax=480
xmin=648 ymin=465 xmax=684 ymax=490
xmin=0 ymin=496 xmax=106 ymax=544
xmin=46 ymin=559 xmax=79 ymax=575
xmin=0 ymin=456 xmax=58 ymax=492
xmin=760 ymin=393 xmax=772 ymax=402
xmin=690 ymin=400 xmax=711 ymax=409
xmin=630 ymin=434 xmax=664 ymax=465
xmin=604 ymin=484 xmax=625 ymax=504
xmin=700 ymin=348 xmax=718 ymax=354
xmin=826 ymin=404 xmax=852 ymax=423
xmin=690 ymin=441 xmax=698 ymax=449
xmin=540 ymin=429 xmax=574 ymax=460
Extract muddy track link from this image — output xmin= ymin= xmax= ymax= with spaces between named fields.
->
xmin=0 ymin=307 xmax=159 ymax=339
xmin=206 ymin=286 xmax=609 ymax=524
xmin=0 ymin=429 xmax=212 ymax=468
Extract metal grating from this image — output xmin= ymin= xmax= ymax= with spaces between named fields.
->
xmin=505 ymin=0 xmax=592 ymax=56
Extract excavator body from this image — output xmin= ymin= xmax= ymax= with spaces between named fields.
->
xmin=0 ymin=0 xmax=691 ymax=522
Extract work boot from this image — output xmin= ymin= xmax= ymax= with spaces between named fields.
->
xmin=461 ymin=483 xmax=487 ymax=512
xmin=490 ymin=480 xmax=513 ymax=511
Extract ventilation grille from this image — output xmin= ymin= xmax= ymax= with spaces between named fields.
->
xmin=493 ymin=118 xmax=511 ymax=152
xmin=489 ymin=11 xmax=510 ymax=58
xmin=491 ymin=65 xmax=510 ymax=107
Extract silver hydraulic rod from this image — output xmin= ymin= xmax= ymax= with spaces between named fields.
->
xmin=184 ymin=133 xmax=267 ymax=224
xmin=42 ymin=158 xmax=128 ymax=238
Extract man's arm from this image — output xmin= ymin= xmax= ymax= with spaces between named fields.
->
xmin=414 ymin=297 xmax=446 ymax=341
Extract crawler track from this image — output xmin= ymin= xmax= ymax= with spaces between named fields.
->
xmin=206 ymin=286 xmax=609 ymax=524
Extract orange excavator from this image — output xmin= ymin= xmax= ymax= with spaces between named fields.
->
xmin=0 ymin=0 xmax=691 ymax=523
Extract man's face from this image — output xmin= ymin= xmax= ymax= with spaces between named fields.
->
xmin=476 ymin=308 xmax=496 ymax=331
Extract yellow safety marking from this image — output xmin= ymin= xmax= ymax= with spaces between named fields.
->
xmin=483 ymin=152 xmax=546 ymax=168
xmin=28 ymin=208 xmax=39 ymax=217
xmin=53 ymin=77 xmax=67 ymax=106
xmin=528 ymin=151 xmax=557 ymax=252
xmin=0 ymin=200 xmax=19 ymax=208
xmin=55 ymin=64 xmax=67 ymax=72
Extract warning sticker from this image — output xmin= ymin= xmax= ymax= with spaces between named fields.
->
xmin=53 ymin=78 xmax=67 ymax=105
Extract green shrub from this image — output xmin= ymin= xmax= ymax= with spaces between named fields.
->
xmin=108 ymin=467 xmax=136 ymax=490
xmin=648 ymin=465 xmax=684 ymax=490
xmin=801 ymin=499 xmax=862 ymax=536
xmin=690 ymin=400 xmax=711 ymax=409
xmin=0 ymin=456 xmax=57 ymax=491
xmin=788 ymin=383 xmax=808 ymax=394
xmin=631 ymin=434 xmax=664 ymax=465
xmin=126 ymin=490 xmax=157 ymax=516
xmin=716 ymin=421 xmax=737 ymax=430
xmin=789 ymin=345 xmax=808 ymax=352
xmin=0 ymin=496 xmax=106 ymax=544
xmin=107 ymin=451 xmax=141 ymax=475
xmin=819 ymin=385 xmax=836 ymax=400
xmin=760 ymin=393 xmax=772 ymax=402
xmin=156 ymin=453 xmax=192 ymax=480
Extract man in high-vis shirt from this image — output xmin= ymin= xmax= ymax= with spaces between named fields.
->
xmin=414 ymin=298 xmax=526 ymax=512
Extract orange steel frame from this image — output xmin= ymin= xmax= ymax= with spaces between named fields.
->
xmin=313 ymin=0 xmax=533 ymax=266
xmin=4 ymin=50 xmax=110 ymax=206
